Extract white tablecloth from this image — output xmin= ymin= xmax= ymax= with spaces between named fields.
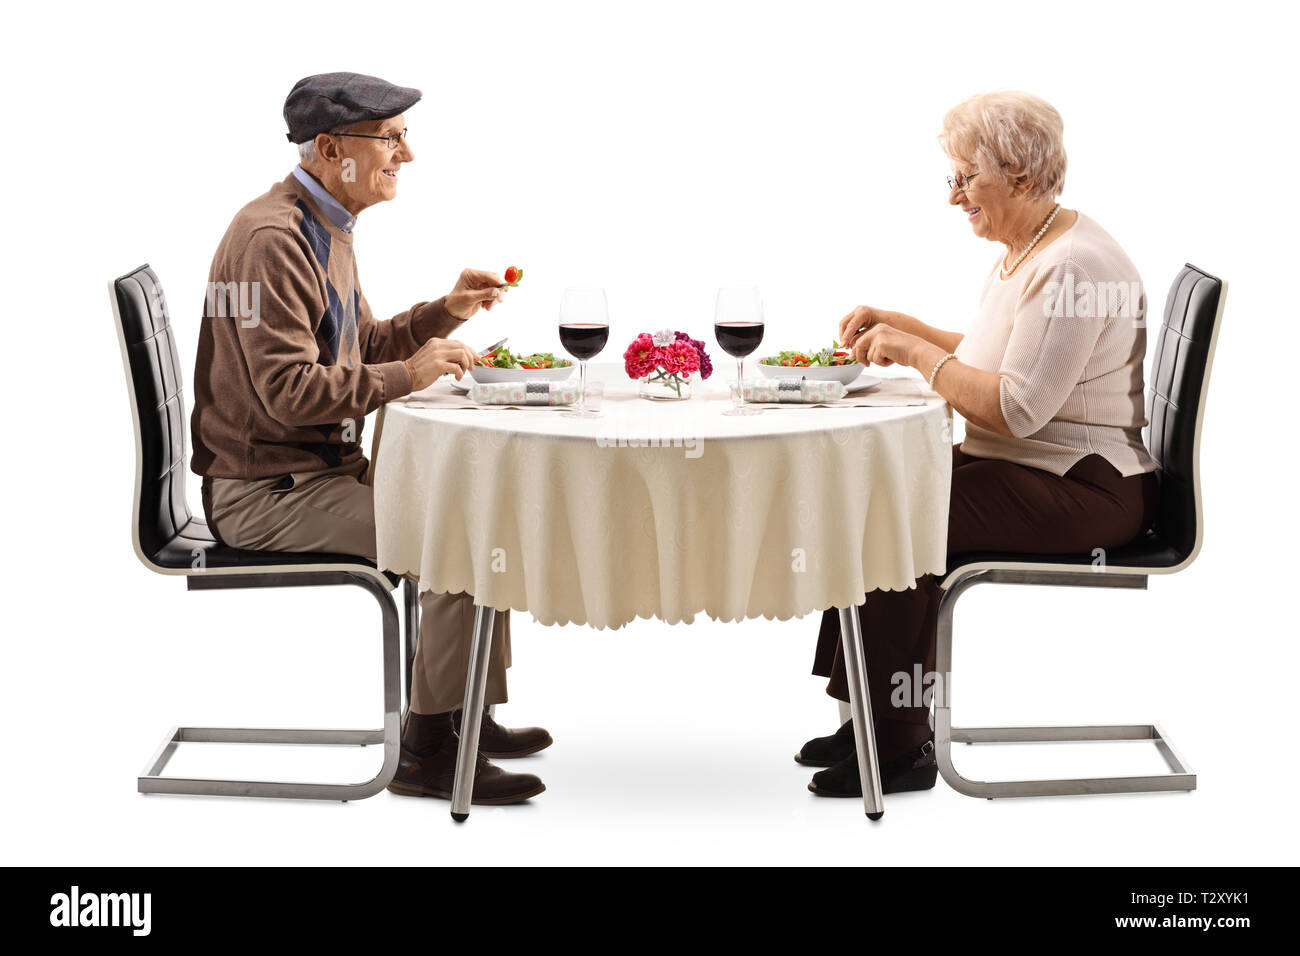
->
xmin=373 ymin=364 xmax=952 ymax=629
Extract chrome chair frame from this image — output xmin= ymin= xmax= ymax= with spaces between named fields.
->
xmin=934 ymin=568 xmax=1196 ymax=798
xmin=139 ymin=570 xmax=403 ymax=801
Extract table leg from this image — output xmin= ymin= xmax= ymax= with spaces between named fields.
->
xmin=402 ymin=580 xmax=419 ymax=718
xmin=450 ymin=604 xmax=496 ymax=822
xmin=838 ymin=605 xmax=885 ymax=820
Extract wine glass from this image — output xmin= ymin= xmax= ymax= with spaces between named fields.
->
xmin=714 ymin=286 xmax=765 ymax=416
xmin=558 ymin=287 xmax=610 ymax=419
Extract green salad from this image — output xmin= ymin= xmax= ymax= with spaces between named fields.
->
xmin=761 ymin=341 xmax=858 ymax=367
xmin=476 ymin=346 xmax=571 ymax=370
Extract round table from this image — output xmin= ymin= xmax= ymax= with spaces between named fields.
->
xmin=373 ymin=363 xmax=952 ymax=820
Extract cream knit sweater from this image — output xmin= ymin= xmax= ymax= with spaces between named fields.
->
xmin=955 ymin=212 xmax=1157 ymax=477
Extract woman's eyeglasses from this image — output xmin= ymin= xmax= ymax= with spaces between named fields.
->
xmin=946 ymin=170 xmax=979 ymax=192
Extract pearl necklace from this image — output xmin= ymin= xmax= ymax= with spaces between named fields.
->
xmin=1001 ymin=204 xmax=1061 ymax=277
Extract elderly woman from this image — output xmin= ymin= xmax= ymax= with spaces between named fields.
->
xmin=797 ymin=91 xmax=1159 ymax=798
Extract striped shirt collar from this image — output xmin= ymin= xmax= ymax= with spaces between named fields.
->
xmin=292 ymin=166 xmax=357 ymax=233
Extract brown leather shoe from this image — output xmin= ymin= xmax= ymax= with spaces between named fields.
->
xmin=452 ymin=709 xmax=553 ymax=758
xmin=386 ymin=735 xmax=545 ymax=805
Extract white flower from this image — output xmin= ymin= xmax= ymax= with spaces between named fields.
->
xmin=651 ymin=328 xmax=676 ymax=347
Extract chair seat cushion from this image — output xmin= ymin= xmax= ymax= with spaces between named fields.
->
xmin=948 ymin=530 xmax=1184 ymax=575
xmin=150 ymin=518 xmax=401 ymax=587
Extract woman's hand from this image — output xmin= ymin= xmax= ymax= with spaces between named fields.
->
xmin=851 ymin=324 xmax=924 ymax=368
xmin=838 ymin=306 xmax=966 ymax=356
xmin=838 ymin=305 xmax=892 ymax=349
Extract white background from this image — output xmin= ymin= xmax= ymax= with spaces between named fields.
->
xmin=2 ymin=0 xmax=1296 ymax=865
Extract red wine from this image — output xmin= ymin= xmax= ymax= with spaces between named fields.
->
xmin=714 ymin=321 xmax=765 ymax=358
xmin=559 ymin=323 xmax=610 ymax=361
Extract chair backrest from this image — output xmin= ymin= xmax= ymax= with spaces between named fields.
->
xmin=111 ymin=264 xmax=194 ymax=564
xmin=1145 ymin=263 xmax=1227 ymax=565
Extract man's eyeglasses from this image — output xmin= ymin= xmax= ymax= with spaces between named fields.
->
xmin=946 ymin=170 xmax=979 ymax=193
xmin=329 ymin=128 xmax=408 ymax=149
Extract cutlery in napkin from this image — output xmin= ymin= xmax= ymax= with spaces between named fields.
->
xmin=469 ymin=380 xmax=579 ymax=406
xmin=749 ymin=377 xmax=926 ymax=408
xmin=742 ymin=378 xmax=846 ymax=403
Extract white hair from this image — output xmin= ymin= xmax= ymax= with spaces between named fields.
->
xmin=297 ymin=139 xmax=317 ymax=163
xmin=939 ymin=91 xmax=1068 ymax=201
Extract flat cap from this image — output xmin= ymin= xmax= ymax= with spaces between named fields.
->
xmin=284 ymin=72 xmax=422 ymax=144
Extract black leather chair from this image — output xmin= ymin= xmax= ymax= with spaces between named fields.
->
xmin=111 ymin=263 xmax=421 ymax=801
xmin=933 ymin=263 xmax=1227 ymax=798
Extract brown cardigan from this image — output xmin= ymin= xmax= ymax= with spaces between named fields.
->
xmin=190 ymin=173 xmax=464 ymax=478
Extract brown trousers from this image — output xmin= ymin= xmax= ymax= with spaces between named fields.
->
xmin=813 ymin=444 xmax=1159 ymax=760
xmin=201 ymin=457 xmax=511 ymax=715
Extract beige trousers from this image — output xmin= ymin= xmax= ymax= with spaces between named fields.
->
xmin=201 ymin=457 xmax=510 ymax=714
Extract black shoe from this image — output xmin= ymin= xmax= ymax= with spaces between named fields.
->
xmin=794 ymin=718 xmax=856 ymax=767
xmin=807 ymin=738 xmax=937 ymax=798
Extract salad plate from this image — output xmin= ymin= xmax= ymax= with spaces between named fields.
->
xmin=462 ymin=346 xmax=576 ymax=385
xmin=470 ymin=364 xmax=575 ymax=384
xmin=758 ymin=342 xmax=865 ymax=386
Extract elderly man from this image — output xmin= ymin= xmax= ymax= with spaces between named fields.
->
xmin=190 ymin=73 xmax=549 ymax=806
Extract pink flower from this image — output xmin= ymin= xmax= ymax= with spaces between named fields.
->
xmin=624 ymin=333 xmax=660 ymax=379
xmin=675 ymin=331 xmax=713 ymax=379
xmin=660 ymin=340 xmax=700 ymax=375
xmin=624 ymin=330 xmax=708 ymax=380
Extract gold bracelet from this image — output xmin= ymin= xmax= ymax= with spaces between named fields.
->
xmin=928 ymin=352 xmax=958 ymax=391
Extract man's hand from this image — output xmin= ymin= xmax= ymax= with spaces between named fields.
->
xmin=404 ymin=337 xmax=480 ymax=390
xmin=446 ymin=268 xmax=507 ymax=320
xmin=851 ymin=324 xmax=922 ymax=368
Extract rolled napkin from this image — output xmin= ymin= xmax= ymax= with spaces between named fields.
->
xmin=741 ymin=377 xmax=846 ymax=403
xmin=469 ymin=380 xmax=579 ymax=406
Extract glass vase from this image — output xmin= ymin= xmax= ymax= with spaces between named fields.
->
xmin=637 ymin=368 xmax=694 ymax=401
